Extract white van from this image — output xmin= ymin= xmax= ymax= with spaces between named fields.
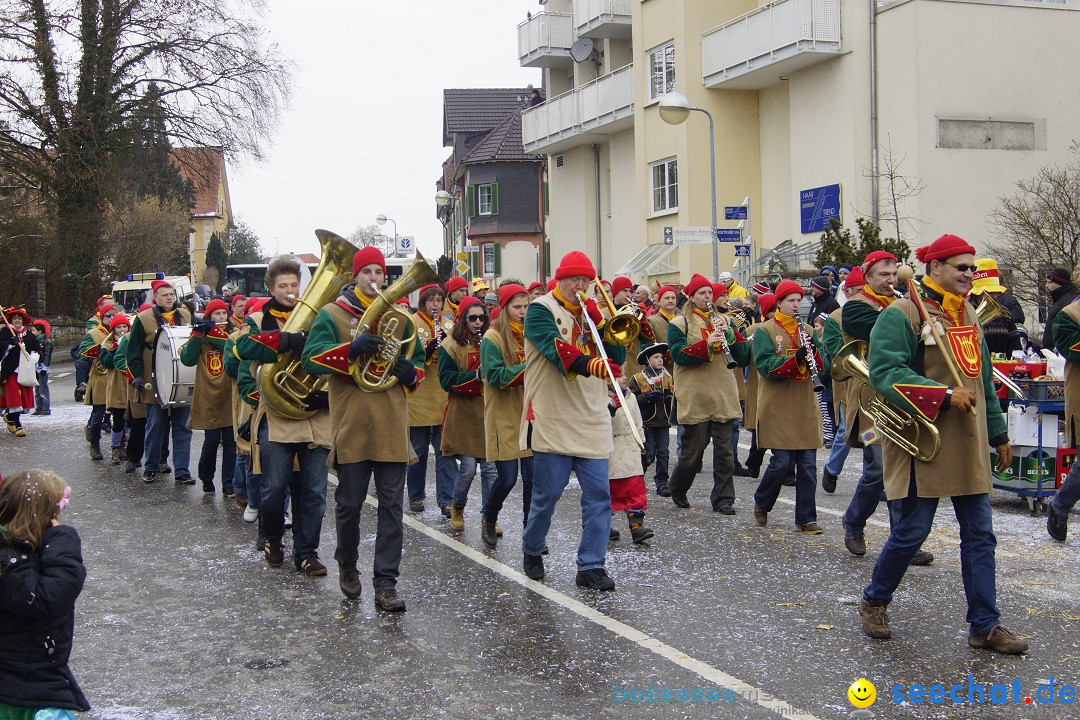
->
xmin=110 ymin=272 xmax=194 ymax=313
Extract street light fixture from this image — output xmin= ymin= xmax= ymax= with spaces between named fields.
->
xmin=376 ymin=213 xmax=398 ymax=257
xmin=659 ymin=91 xmax=719 ymax=281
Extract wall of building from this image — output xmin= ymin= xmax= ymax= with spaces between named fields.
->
xmin=546 ymin=144 xmax=599 ymax=265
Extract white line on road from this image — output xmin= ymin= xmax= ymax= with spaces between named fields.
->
xmin=370 ymin=495 xmax=823 ymax=720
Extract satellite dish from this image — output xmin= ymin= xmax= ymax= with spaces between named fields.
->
xmin=569 ymin=38 xmax=594 ymax=63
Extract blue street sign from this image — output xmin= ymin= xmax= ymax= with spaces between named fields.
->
xmin=734 ymin=245 xmax=750 ymax=257
xmin=715 ymin=228 xmax=741 ymax=242
xmin=799 ymin=183 xmax=842 ymax=234
xmin=725 ymin=206 xmax=748 ymax=221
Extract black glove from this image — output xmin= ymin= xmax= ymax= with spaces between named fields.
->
xmin=280 ymin=331 xmax=306 ymax=355
xmin=349 ymin=333 xmax=385 ymax=360
xmin=305 ymin=390 xmax=329 ymax=410
xmin=236 ymin=417 xmax=252 ymax=442
xmin=391 ymin=356 xmax=417 ymax=385
xmin=196 ymin=319 xmax=216 ymax=335
xmin=424 ymin=337 xmax=438 ymax=356
xmin=130 ymin=376 xmax=146 ymax=390
xmin=644 ymin=390 xmax=663 ymax=402
xmin=795 ymin=346 xmax=808 ymax=363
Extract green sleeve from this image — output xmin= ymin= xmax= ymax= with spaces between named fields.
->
xmin=224 ymin=338 xmax=239 ymax=379
xmin=77 ymin=331 xmax=97 ymax=361
xmin=237 ymin=357 xmax=259 ymax=408
xmin=824 ymin=316 xmax=845 ymax=359
xmin=179 ymin=334 xmax=204 ymax=367
xmin=668 ymin=317 xmax=706 ymax=367
xmin=812 ymin=326 xmax=830 ymax=375
xmin=301 ymin=308 xmax=349 ymax=377
xmin=981 ymin=336 xmax=1008 ymax=441
xmin=126 ymin=319 xmax=147 ymax=379
xmin=438 ymin=345 xmax=476 ymax=393
xmin=604 ymin=338 xmax=626 ymax=365
xmin=841 ymin=301 xmax=879 ymax=342
xmin=868 ymin=305 xmax=945 ymax=406
xmin=730 ymin=328 xmax=751 ymax=368
xmin=753 ymin=326 xmax=785 ymax=379
xmin=114 ymin=336 xmax=129 ymax=373
xmin=99 ymin=344 xmax=115 ymax=370
xmin=481 ymin=336 xmax=524 ymax=389
xmin=235 ymin=316 xmax=279 ymax=363
xmin=408 ymin=320 xmax=426 ymax=369
xmin=1053 ymin=308 xmax=1080 ymax=363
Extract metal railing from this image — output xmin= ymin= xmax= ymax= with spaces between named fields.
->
xmin=517 ymin=12 xmax=574 ymax=60
xmin=574 ymin=0 xmax=632 ymax=30
xmin=521 ymin=64 xmax=634 ymax=148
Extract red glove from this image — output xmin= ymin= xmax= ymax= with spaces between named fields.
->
xmin=584 ymin=298 xmax=604 ymax=326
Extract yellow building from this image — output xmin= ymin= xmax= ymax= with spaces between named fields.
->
xmin=172 ymin=146 xmax=233 ymax=286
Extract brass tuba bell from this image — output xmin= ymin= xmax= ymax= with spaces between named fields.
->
xmin=973 ymin=291 xmax=1008 ymax=327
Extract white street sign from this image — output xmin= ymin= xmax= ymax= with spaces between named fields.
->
xmin=663 ymin=226 xmax=715 ymax=245
xmin=463 ymin=244 xmax=480 ymax=253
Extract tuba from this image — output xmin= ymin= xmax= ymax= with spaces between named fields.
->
xmin=350 ymin=252 xmax=441 ymax=392
xmin=832 ymin=339 xmax=941 ymax=462
xmin=256 ymin=230 xmax=360 ymax=420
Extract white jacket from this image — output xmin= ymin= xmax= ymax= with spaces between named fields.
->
xmin=608 ymin=399 xmax=645 ymax=479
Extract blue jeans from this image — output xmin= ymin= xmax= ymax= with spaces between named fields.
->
xmin=487 ymin=457 xmax=534 ymax=524
xmin=87 ymin=404 xmax=106 ymax=445
xmin=408 ymin=425 xmax=455 ymax=507
xmin=198 ymin=426 xmax=236 ymax=489
xmin=522 ymin=451 xmax=610 ymax=571
xmin=1052 ymin=461 xmax=1080 ymax=515
xmin=257 ymin=418 xmax=329 ymax=568
xmin=643 ymin=426 xmax=670 ymax=488
xmin=754 ymin=449 xmax=818 ymax=525
xmin=451 ymin=456 xmax=497 ymax=511
xmin=234 ymin=453 xmax=261 ymax=508
xmin=842 ymin=443 xmax=900 ymax=529
xmin=144 ymin=404 xmax=191 ymax=475
xmin=864 ymin=478 xmax=1000 ymax=635
xmin=75 ymin=358 xmax=90 ymax=388
xmin=34 ymin=368 xmax=50 ymax=412
xmin=824 ymin=405 xmax=852 ymax=476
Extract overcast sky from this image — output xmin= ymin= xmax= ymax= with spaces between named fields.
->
xmin=228 ymin=0 xmax=540 ymax=261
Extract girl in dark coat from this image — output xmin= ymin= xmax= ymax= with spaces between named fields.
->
xmin=0 ymin=469 xmax=90 ymax=716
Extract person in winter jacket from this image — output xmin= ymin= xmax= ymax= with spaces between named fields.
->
xmin=607 ymin=377 xmax=653 ymax=544
xmin=1044 ymin=266 xmax=1078 ymax=352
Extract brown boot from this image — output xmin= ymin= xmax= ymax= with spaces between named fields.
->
xmin=968 ymin=625 xmax=1028 ymax=655
xmin=859 ymin=598 xmax=891 ymax=639
xmin=753 ymin=503 xmax=768 ymax=526
xmin=264 ymin=537 xmax=284 ymax=568
xmin=449 ymin=504 xmax=465 ymax=531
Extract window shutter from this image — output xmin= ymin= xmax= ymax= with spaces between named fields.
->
xmin=490 ymin=183 xmax=499 ymax=215
xmin=467 ymin=186 xmax=477 ymax=217
xmin=493 ymin=242 xmax=502 ymax=275
xmin=542 ymin=181 xmax=549 ymax=215
xmin=469 ymin=249 xmax=481 ymax=277
xmin=544 ymin=240 xmax=551 ymax=280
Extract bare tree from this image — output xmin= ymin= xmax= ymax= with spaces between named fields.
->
xmin=350 ymin=223 xmax=393 ymax=256
xmin=877 ymin=137 xmax=926 ymax=246
xmin=988 ymin=144 xmax=1080 ymax=308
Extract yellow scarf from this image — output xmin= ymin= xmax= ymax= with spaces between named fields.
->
xmin=923 ymin=276 xmax=965 ymax=322
xmin=446 ymin=299 xmax=459 ymax=318
xmin=509 ymin=320 xmax=524 ymax=335
xmin=659 ymin=309 xmax=675 ymax=322
xmin=862 ymin=285 xmax=896 ymax=308
xmin=552 ymin=284 xmax=581 ymax=316
xmin=161 ymin=310 xmax=176 ymax=325
xmin=353 ymin=285 xmax=376 ymax=310
xmin=268 ymin=307 xmax=291 ymax=322
xmin=774 ymin=309 xmax=800 ymax=341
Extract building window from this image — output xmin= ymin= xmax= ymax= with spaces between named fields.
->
xmin=483 ymin=244 xmax=495 ymax=274
xmin=467 ymin=182 xmax=499 ymax=217
xmin=651 ymin=158 xmax=678 ymax=213
xmin=478 ymin=184 xmax=494 ymax=215
xmin=649 ymin=42 xmax=675 ymax=101
xmin=937 ymin=118 xmax=1043 ymax=151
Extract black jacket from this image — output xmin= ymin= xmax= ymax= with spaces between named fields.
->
xmin=0 ymin=525 xmax=90 ymax=712
xmin=1044 ymin=283 xmax=1078 ymax=351
xmin=808 ymin=292 xmax=840 ymax=322
xmin=35 ymin=336 xmax=53 ymax=368
xmin=0 ymin=328 xmax=40 ymax=382
xmin=982 ymin=292 xmax=1025 ymax=356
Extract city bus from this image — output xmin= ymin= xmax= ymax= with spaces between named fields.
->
xmin=224 ymin=255 xmax=434 ymax=305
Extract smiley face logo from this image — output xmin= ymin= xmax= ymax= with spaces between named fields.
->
xmin=848 ymin=678 xmax=876 ymax=708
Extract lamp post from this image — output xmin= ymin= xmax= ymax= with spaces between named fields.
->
xmin=659 ymin=91 xmax=718 ymax=281
xmin=376 ymin=213 xmax=398 ymax=257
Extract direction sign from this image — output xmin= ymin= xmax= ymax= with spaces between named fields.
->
xmin=734 ymin=245 xmax=751 ymax=257
xmin=715 ymin=228 xmax=742 ymax=242
xmin=800 ymin=183 xmax=842 ymax=234
xmin=463 ymin=244 xmax=480 ymax=253
xmin=663 ymin=226 xmax=715 ymax=245
xmin=455 ymin=260 xmax=469 ymax=275
xmin=725 ymin=206 xmax=748 ymax=221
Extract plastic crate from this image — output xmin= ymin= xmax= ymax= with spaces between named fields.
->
xmin=1019 ymin=379 xmax=1065 ymax=401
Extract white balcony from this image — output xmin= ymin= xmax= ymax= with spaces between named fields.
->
xmin=575 ymin=0 xmax=632 ymax=39
xmin=517 ymin=12 xmax=574 ymax=68
xmin=521 ymin=64 xmax=634 ymax=154
xmin=702 ymin=0 xmax=842 ymax=90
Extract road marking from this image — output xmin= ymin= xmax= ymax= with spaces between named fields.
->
xmin=774 ymin=497 xmax=890 ymax=529
xmin=369 ymin=495 xmax=822 ymax=720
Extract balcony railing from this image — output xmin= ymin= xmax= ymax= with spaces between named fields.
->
xmin=521 ymin=64 xmax=634 ymax=153
xmin=517 ymin=12 xmax=574 ymax=68
xmin=574 ymin=0 xmax=632 ymax=38
xmin=702 ymin=0 xmax=842 ymax=90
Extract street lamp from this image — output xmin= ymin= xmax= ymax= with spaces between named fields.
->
xmin=376 ymin=213 xmax=397 ymax=257
xmin=659 ymin=91 xmax=719 ymax=281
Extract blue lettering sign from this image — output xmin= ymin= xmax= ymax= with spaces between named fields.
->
xmin=799 ymin=183 xmax=842 ymax=234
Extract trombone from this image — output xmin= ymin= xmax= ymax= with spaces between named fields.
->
xmin=592 ymin=278 xmax=640 ymax=346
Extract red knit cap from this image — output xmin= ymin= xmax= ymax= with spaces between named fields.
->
xmin=98 ymin=304 xmax=120 ymax=319
xmin=96 ymin=295 xmax=114 ymax=308
xmin=657 ymin=285 xmax=677 ymax=301
xmin=396 ymin=297 xmax=410 ymax=307
xmin=556 ymin=251 xmax=596 ymax=280
xmin=352 ymin=246 xmax=386 ymax=276
xmin=683 ymin=273 xmax=711 ymax=298
xmin=242 ymin=297 xmax=260 ymax=314
xmin=546 ymin=279 xmax=557 ymax=292
xmin=527 ymin=281 xmax=543 ymax=293
xmin=498 ymin=283 xmax=527 ymax=308
xmin=914 ymin=234 xmax=976 ymax=265
xmin=150 ymin=279 xmax=173 ymax=293
xmin=456 ymin=295 xmax=483 ymax=318
xmin=774 ymin=279 xmax=804 ymax=301
xmin=844 ymin=266 xmax=865 ymax=288
xmin=711 ymin=282 xmax=729 ymax=297
xmin=417 ymin=283 xmax=441 ymax=296
xmin=611 ymin=276 xmax=633 ymax=295
xmin=445 ymin=276 xmax=469 ymax=293
xmin=138 ymin=303 xmax=153 ymax=312
xmin=758 ymin=293 xmax=776 ymax=317
xmin=204 ymin=299 xmax=229 ymax=316
xmin=109 ymin=314 xmax=130 ymax=333
xmin=230 ymin=294 xmax=247 ymax=307
xmin=862 ymin=250 xmax=897 ymax=272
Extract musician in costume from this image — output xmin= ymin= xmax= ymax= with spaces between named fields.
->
xmin=301 ymin=247 xmax=423 ymax=608
xmin=99 ymin=313 xmax=132 ymax=464
xmin=0 ymin=306 xmax=39 ymax=437
xmin=520 ymin=251 xmax=626 ymax=590
xmin=665 ymin=274 xmax=750 ymax=513
xmin=77 ymin=304 xmax=120 ymax=460
xmin=741 ymin=293 xmax=775 ymax=478
xmin=752 ymin=280 xmax=829 ymax=532
xmin=527 ymin=282 xmax=545 ymax=302
xmin=648 ymin=286 xmax=678 ymax=345
xmin=480 ymin=284 xmax=533 ymax=548
xmin=820 ymin=267 xmax=865 ymax=494
xmin=236 ymin=257 xmax=330 ymax=577
xmin=628 ymin=342 xmax=674 ymax=497
xmin=116 ymin=303 xmax=150 ymax=474
xmin=408 ymin=284 xmax=455 ymax=516
xmin=443 ymin=276 xmax=469 ymax=324
xmin=126 ymin=280 xmax=193 ymax=483
xmin=611 ymin=275 xmax=652 ymax=379
xmin=714 ymin=281 xmax=750 ymax=478
xmin=858 ymin=234 xmax=1026 ymax=654
xmin=180 ymin=299 xmax=236 ymax=495
xmin=228 ymin=294 xmax=248 ymax=333
xmin=225 ymin=297 xmax=264 ymax=523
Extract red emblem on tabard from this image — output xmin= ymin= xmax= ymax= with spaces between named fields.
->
xmin=946 ymin=326 xmax=981 ymax=378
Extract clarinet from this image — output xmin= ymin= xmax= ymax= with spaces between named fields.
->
xmin=710 ymin=311 xmax=738 ymax=369
xmin=799 ymin=326 xmax=825 ymax=392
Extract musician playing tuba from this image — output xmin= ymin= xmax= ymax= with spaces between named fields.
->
xmin=857 ymin=234 xmax=1025 ymax=655
xmin=301 ymin=246 xmax=424 ymax=610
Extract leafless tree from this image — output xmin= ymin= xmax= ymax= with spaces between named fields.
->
xmin=350 ymin=223 xmax=393 ymax=256
xmin=877 ymin=137 xmax=926 ymax=246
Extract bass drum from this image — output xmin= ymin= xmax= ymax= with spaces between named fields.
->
xmin=152 ymin=325 xmax=195 ymax=407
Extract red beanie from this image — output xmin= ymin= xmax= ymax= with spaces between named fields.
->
xmin=150 ymin=280 xmax=173 ymax=293
xmin=204 ymin=299 xmax=229 ymax=316
xmin=711 ymin=282 xmax=729 ymax=297
xmin=446 ymin=276 xmax=469 ymax=293
xmin=138 ymin=303 xmax=153 ymax=312
xmin=758 ymin=293 xmax=776 ymax=317
xmin=657 ymin=285 xmax=677 ymax=300
xmin=527 ymin=282 xmax=543 ymax=293
xmin=611 ymin=276 xmax=633 ymax=295
xmin=417 ymin=283 xmax=441 ymax=297
xmin=109 ymin=314 xmax=130 ymax=333
xmin=844 ymin=266 xmax=865 ymax=288
xmin=914 ymin=234 xmax=975 ymax=265
xmin=546 ymin=279 xmax=557 ymax=292
xmin=242 ymin=297 xmax=260 ymax=314
xmin=862 ymin=250 xmax=897 ymax=272
xmin=98 ymin=304 xmax=120 ymax=319
xmin=96 ymin=295 xmax=114 ymax=308
xmin=250 ymin=298 xmax=269 ymax=313
xmin=498 ymin=283 xmax=527 ymax=308
xmin=352 ymin=246 xmax=386 ymax=276
xmin=456 ymin=295 xmax=483 ymax=318
xmin=555 ymin=251 xmax=596 ymax=280
xmin=231 ymin=294 xmax=247 ymax=307
xmin=774 ymin=279 xmax=804 ymax=301
xmin=683 ymin=273 xmax=711 ymax=298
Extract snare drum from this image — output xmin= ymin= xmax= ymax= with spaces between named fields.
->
xmin=153 ymin=325 xmax=196 ymax=407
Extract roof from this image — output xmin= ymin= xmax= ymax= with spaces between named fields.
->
xmin=171 ymin=146 xmax=230 ymax=218
xmin=295 ymin=253 xmax=320 ymax=265
xmin=461 ymin=113 xmax=543 ymax=165
xmin=443 ymin=88 xmax=534 ymax=144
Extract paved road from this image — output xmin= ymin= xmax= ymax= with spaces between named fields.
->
xmin=3 ymin=371 xmax=1079 ymax=719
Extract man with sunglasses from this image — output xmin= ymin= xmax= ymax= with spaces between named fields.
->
xmin=858 ymin=234 xmax=1026 ymax=655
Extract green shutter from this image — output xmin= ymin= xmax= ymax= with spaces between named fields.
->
xmin=466 ymin=185 xmax=477 ymax=217
xmin=544 ymin=240 xmax=551 ymax=281
xmin=469 ymin=248 xmax=481 ymax=277
xmin=542 ymin=181 xmax=549 ymax=215
xmin=490 ymin=182 xmax=499 ymax=215
xmin=493 ymin=242 xmax=502 ymax=275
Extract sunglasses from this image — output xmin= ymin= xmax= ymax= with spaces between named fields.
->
xmin=466 ymin=314 xmax=486 ymax=322
xmin=941 ymin=260 xmax=976 ymax=273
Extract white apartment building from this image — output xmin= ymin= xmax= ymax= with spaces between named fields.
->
xmin=518 ymin=0 xmax=1080 ymax=285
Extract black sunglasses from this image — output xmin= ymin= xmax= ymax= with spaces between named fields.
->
xmin=466 ymin=314 xmax=486 ymax=322
xmin=941 ymin=260 xmax=976 ymax=273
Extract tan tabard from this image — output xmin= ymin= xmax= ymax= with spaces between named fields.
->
xmin=229 ymin=326 xmax=255 ymax=457
xmin=103 ymin=336 xmax=128 ymax=410
xmin=1062 ymin=303 xmax=1080 ymax=446
xmin=755 ymin=317 xmax=823 ymax=450
xmin=669 ymin=312 xmax=743 ymax=425
xmin=483 ymin=328 xmax=530 ymax=462
xmin=743 ymin=322 xmax=762 ymax=430
xmin=609 ymin=399 xmax=645 ymax=479
xmin=188 ymin=341 xmax=232 ymax=430
xmin=440 ymin=336 xmax=487 ymax=459
xmin=84 ymin=327 xmax=109 ymax=406
xmin=408 ymin=312 xmax=449 ymax=428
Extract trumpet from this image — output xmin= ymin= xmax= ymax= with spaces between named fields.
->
xmin=709 ymin=310 xmax=738 ymax=369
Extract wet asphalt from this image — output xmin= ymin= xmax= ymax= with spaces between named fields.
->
xmin=2 ymin=369 xmax=1079 ymax=720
